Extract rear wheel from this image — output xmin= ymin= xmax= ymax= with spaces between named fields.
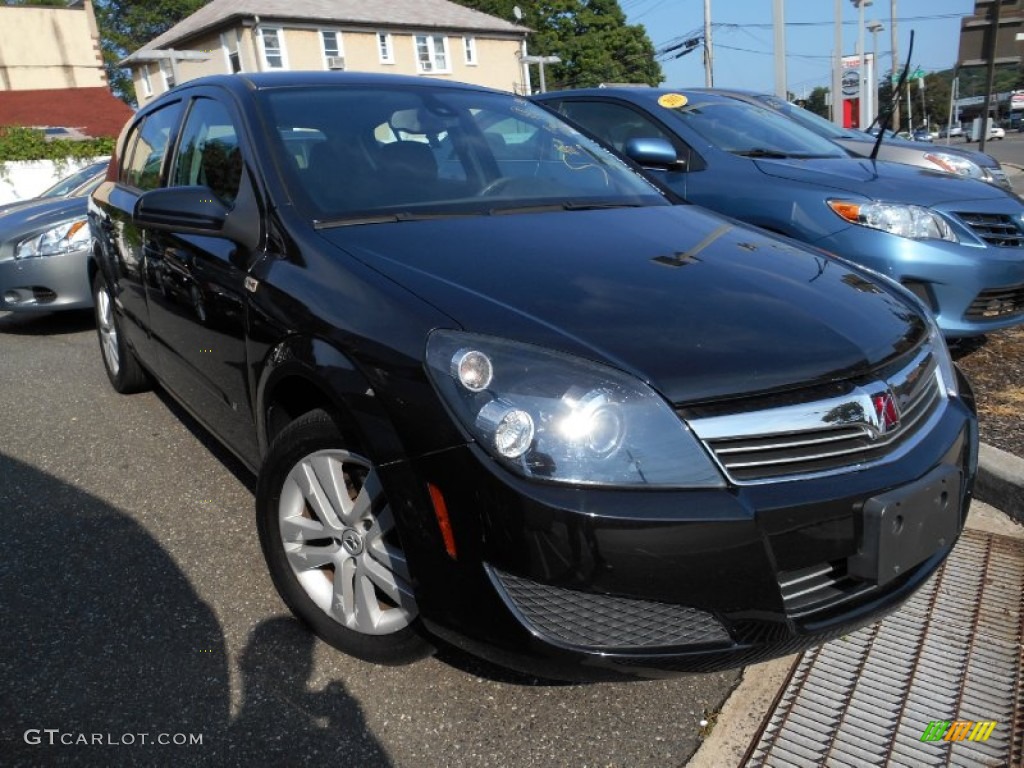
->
xmin=92 ymin=272 xmax=149 ymax=394
xmin=256 ymin=409 xmax=431 ymax=664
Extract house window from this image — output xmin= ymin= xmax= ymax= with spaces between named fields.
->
xmin=160 ymin=60 xmax=175 ymax=89
xmin=377 ymin=32 xmax=393 ymax=64
xmin=321 ymin=30 xmax=344 ymax=69
xmin=463 ymin=36 xmax=477 ymax=66
xmin=414 ymin=34 xmax=449 ymax=73
xmin=140 ymin=65 xmax=153 ymax=96
xmin=260 ymin=27 xmax=286 ymax=69
xmin=222 ymin=30 xmax=242 ymax=73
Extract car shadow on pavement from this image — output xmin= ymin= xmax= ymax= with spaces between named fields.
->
xmin=0 ymin=454 xmax=390 ymax=766
xmin=0 ymin=308 xmax=94 ymax=335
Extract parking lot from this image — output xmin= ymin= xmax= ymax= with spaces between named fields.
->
xmin=0 ymin=309 xmax=739 ymax=767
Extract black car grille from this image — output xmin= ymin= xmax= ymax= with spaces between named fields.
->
xmin=964 ymin=283 xmax=1024 ymax=320
xmin=955 ymin=212 xmax=1024 ymax=247
xmin=488 ymin=567 xmax=730 ymax=650
xmin=697 ymin=352 xmax=941 ymax=483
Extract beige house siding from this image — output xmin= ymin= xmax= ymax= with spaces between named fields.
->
xmin=0 ymin=2 xmax=106 ymax=91
xmin=133 ymin=23 xmax=524 ymax=106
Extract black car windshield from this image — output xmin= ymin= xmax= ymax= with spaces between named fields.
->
xmin=665 ymin=99 xmax=848 ymax=158
xmin=259 ymin=85 xmax=668 ymax=224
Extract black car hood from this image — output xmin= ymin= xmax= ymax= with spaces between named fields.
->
xmin=317 ymin=205 xmax=925 ymax=404
xmin=752 ymin=156 xmax=1010 ymax=205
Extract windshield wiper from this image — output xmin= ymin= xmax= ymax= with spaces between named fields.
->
xmin=488 ymin=201 xmax=645 ymax=215
xmin=733 ymin=148 xmax=791 ymax=159
xmin=314 ymin=211 xmax=479 ymax=229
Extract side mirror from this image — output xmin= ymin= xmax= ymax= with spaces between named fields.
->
xmin=134 ymin=186 xmax=229 ymax=235
xmin=624 ymin=137 xmax=685 ymax=170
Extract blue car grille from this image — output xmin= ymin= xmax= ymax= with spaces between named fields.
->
xmin=965 ymin=283 xmax=1024 ymax=320
xmin=955 ymin=212 xmax=1024 ymax=247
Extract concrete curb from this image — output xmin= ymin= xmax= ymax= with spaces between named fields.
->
xmin=975 ymin=441 xmax=1024 ymax=526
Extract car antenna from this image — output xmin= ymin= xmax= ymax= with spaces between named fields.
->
xmin=870 ymin=31 xmax=915 ymax=162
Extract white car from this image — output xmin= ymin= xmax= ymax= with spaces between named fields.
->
xmin=990 ymin=125 xmax=1006 ymax=140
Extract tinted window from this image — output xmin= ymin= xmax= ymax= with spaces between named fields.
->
xmin=122 ymin=103 xmax=184 ymax=190
xmin=554 ymin=101 xmax=676 ymax=153
xmin=258 ymin=86 xmax=667 ymax=220
xmin=172 ymin=98 xmax=242 ymax=206
xmin=664 ymin=99 xmax=847 ymax=158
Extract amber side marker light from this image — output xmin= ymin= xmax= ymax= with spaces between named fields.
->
xmin=427 ymin=483 xmax=457 ymax=559
xmin=827 ymin=201 xmax=863 ymax=223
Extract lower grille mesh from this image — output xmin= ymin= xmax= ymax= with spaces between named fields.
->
xmin=490 ymin=567 xmax=730 ymax=650
xmin=965 ymin=283 xmax=1024 ymax=321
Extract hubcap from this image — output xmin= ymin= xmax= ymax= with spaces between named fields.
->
xmin=278 ymin=449 xmax=416 ymax=636
xmin=96 ymin=286 xmax=120 ymax=376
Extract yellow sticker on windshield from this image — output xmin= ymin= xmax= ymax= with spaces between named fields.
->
xmin=658 ymin=93 xmax=688 ymax=109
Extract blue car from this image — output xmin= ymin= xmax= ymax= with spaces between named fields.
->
xmin=534 ymin=88 xmax=1024 ymax=338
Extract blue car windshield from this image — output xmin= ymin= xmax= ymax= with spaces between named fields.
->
xmin=258 ymin=85 xmax=668 ymax=224
xmin=667 ymin=99 xmax=848 ymax=158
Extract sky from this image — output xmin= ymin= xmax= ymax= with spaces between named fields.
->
xmin=622 ymin=0 xmax=976 ymax=97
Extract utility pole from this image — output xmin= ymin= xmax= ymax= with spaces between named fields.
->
xmin=704 ymin=0 xmax=713 ymax=87
xmin=979 ymin=0 xmax=1003 ymax=153
xmin=833 ymin=0 xmax=843 ymax=125
xmin=773 ymin=0 xmax=786 ymax=98
xmin=867 ymin=20 xmax=884 ymax=125
xmin=851 ymin=0 xmax=872 ymax=129
xmin=890 ymin=0 xmax=900 ymax=130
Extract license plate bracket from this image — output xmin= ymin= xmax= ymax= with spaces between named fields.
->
xmin=848 ymin=464 xmax=962 ymax=586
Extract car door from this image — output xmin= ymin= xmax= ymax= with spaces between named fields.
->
xmin=144 ymin=94 xmax=262 ymax=466
xmin=546 ymin=98 xmax=700 ymax=198
xmin=94 ymin=101 xmax=185 ymax=365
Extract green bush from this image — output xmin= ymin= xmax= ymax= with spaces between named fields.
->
xmin=0 ymin=126 xmax=115 ymax=168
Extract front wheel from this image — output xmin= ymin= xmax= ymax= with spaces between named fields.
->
xmin=256 ymin=409 xmax=431 ymax=665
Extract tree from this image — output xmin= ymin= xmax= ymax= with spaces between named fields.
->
xmin=802 ymin=86 xmax=830 ymax=119
xmin=94 ymin=0 xmax=207 ymax=105
xmin=451 ymin=0 xmax=662 ymax=90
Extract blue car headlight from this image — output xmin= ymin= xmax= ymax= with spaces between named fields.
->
xmin=15 ymin=217 xmax=90 ymax=259
xmin=827 ymin=200 xmax=958 ymax=243
xmin=425 ymin=330 xmax=724 ymax=488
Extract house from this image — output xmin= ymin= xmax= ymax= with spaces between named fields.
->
xmin=0 ymin=0 xmax=132 ymax=140
xmin=121 ymin=0 xmax=531 ymax=107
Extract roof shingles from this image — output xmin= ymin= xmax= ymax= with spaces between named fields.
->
xmin=134 ymin=0 xmax=526 ymax=57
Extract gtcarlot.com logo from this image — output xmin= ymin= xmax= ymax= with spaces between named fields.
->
xmin=24 ymin=729 xmax=203 ymax=747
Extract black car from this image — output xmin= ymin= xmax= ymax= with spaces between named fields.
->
xmin=88 ymin=72 xmax=977 ymax=681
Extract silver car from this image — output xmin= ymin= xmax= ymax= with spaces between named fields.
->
xmin=703 ymin=89 xmax=1012 ymax=191
xmin=0 ymin=165 xmax=106 ymax=313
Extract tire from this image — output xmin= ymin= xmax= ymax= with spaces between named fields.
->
xmin=92 ymin=271 xmax=150 ymax=394
xmin=256 ymin=409 xmax=431 ymax=665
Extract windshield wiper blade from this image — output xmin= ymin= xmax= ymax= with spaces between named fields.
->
xmin=315 ymin=211 xmax=478 ymax=229
xmin=733 ymin=148 xmax=790 ymax=158
xmin=488 ymin=202 xmax=643 ymax=216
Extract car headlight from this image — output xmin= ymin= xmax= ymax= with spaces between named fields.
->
xmin=922 ymin=152 xmax=983 ymax=180
xmin=827 ymin=200 xmax=957 ymax=243
xmin=425 ymin=330 xmax=725 ymax=488
xmin=15 ymin=218 xmax=90 ymax=259
xmin=928 ymin=321 xmax=959 ymax=399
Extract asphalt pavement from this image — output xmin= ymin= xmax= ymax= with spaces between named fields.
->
xmin=0 ymin=309 xmax=738 ymax=768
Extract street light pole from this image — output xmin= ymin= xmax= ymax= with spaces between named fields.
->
xmin=833 ymin=0 xmax=843 ymax=125
xmin=851 ymin=0 xmax=873 ymax=129
xmin=773 ymin=0 xmax=786 ymax=98
xmin=867 ymin=19 xmax=884 ymax=125
xmin=890 ymin=0 xmax=900 ymax=130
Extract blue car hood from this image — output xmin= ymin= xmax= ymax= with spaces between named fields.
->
xmin=317 ymin=205 xmax=925 ymax=404
xmin=752 ymin=156 xmax=1011 ymax=206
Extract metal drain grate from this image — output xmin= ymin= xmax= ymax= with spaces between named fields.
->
xmin=744 ymin=529 xmax=1024 ymax=767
